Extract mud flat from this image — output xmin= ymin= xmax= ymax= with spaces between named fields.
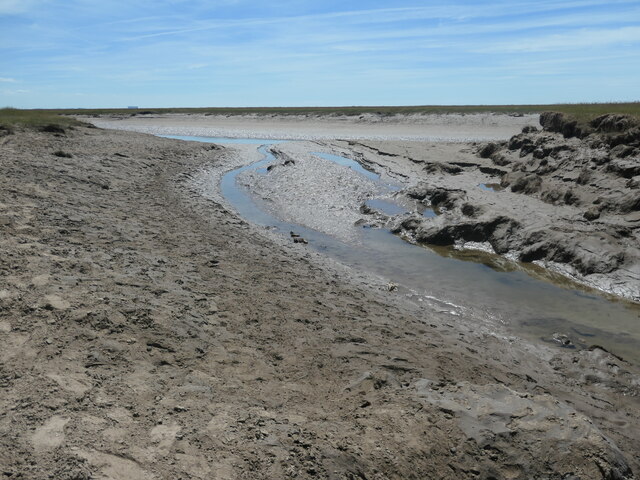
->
xmin=88 ymin=111 xmax=537 ymax=142
xmin=1 ymin=116 xmax=639 ymax=479
xmin=226 ymin=139 xmax=640 ymax=362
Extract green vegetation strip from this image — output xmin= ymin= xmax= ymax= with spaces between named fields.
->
xmin=0 ymin=107 xmax=84 ymax=132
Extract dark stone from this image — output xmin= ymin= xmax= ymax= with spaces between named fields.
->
xmin=478 ymin=142 xmax=500 ymax=158
xmin=360 ymin=204 xmax=374 ymax=215
xmin=416 ymin=216 xmax=516 ymax=247
xmin=479 ymin=166 xmax=507 ymax=176
xmin=549 ymin=144 xmax=575 ymax=156
xmin=552 ymin=332 xmax=574 ymax=348
xmin=607 ymin=127 xmax=640 ymax=148
xmin=539 ymin=112 xmax=568 ymax=132
xmin=508 ymin=135 xmax=532 ymax=151
xmin=541 ymin=188 xmax=564 ymax=205
xmin=0 ymin=124 xmax=14 ymax=136
xmin=591 ymin=155 xmax=611 ymax=166
xmin=391 ymin=216 xmax=423 ymax=234
xmin=428 ymin=188 xmax=466 ymax=209
xmin=610 ymin=144 xmax=636 ymax=158
xmin=533 ymin=147 xmax=552 ymax=159
xmin=461 ymin=203 xmax=482 ymax=217
xmin=406 ymin=183 xmax=430 ymax=201
xmin=519 ymin=143 xmax=536 ymax=157
xmin=563 ymin=189 xmax=580 ymax=206
xmin=521 ymin=125 xmax=538 ymax=134
xmin=606 ymin=160 xmax=640 ymax=179
xmin=502 ymin=172 xmax=542 ymax=194
xmin=424 ymin=163 xmax=463 ymax=175
xmin=53 ymin=150 xmax=73 ymax=158
xmin=490 ymin=153 xmax=511 ymax=166
xmin=584 ymin=208 xmax=601 ymax=221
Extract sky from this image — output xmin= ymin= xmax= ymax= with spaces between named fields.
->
xmin=1 ymin=0 xmax=639 ymax=108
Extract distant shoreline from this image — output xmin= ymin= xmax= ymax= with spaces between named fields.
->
xmin=87 ymin=112 xmax=537 ymax=143
xmin=20 ymin=101 xmax=640 ymax=123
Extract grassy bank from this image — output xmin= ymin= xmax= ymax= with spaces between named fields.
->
xmin=0 ymin=107 xmax=84 ymax=132
xmin=4 ymin=102 xmax=640 ymax=125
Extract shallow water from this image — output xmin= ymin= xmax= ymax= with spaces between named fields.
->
xmin=185 ymin=136 xmax=640 ymax=363
xmin=478 ymin=183 xmax=504 ymax=192
xmin=365 ymin=198 xmax=408 ymax=216
xmin=312 ymin=152 xmax=379 ymax=181
xmin=312 ymin=152 xmax=401 ymax=192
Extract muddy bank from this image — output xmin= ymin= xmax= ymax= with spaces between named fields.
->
xmin=226 ymin=136 xmax=639 ymax=362
xmin=384 ymin=113 xmax=639 ymax=301
xmin=1 ymin=122 xmax=639 ymax=479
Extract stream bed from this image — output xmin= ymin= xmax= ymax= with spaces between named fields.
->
xmin=173 ymin=135 xmax=640 ymax=363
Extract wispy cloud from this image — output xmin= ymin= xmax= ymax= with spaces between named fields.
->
xmin=2 ymin=0 xmax=639 ymax=107
xmin=477 ymin=26 xmax=640 ymax=53
xmin=116 ymin=2 xmax=636 ymax=41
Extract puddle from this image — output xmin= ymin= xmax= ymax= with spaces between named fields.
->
xmin=178 ymin=136 xmax=640 ymax=364
xmin=422 ymin=208 xmax=437 ymax=218
xmin=365 ymin=198 xmax=408 ymax=216
xmin=479 ymin=183 xmax=504 ymax=192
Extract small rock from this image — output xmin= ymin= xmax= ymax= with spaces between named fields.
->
xmin=552 ymin=332 xmax=574 ymax=348
xmin=583 ymin=208 xmax=601 ymax=221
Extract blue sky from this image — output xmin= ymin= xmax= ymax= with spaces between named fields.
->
xmin=1 ymin=0 xmax=639 ymax=108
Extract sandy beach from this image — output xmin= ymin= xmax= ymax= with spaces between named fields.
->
xmin=1 ymin=114 xmax=639 ymax=479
